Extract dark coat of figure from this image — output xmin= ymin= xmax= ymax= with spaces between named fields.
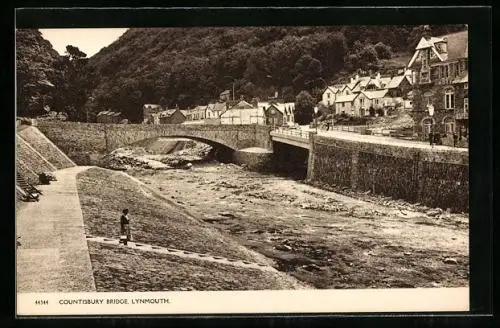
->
xmin=120 ymin=209 xmax=131 ymax=245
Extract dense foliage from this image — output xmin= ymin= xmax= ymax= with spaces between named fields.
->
xmin=16 ymin=29 xmax=62 ymax=117
xmin=17 ymin=25 xmax=467 ymax=123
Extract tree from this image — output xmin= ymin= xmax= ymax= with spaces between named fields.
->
xmin=369 ymin=106 xmax=376 ymax=116
xmin=374 ymin=42 xmax=393 ymax=59
xmin=376 ymin=107 xmax=385 ymax=117
xmin=16 ymin=29 xmax=61 ymax=117
xmin=357 ymin=44 xmax=379 ymax=70
xmin=65 ymin=45 xmax=87 ymax=61
xmin=295 ymin=90 xmax=315 ymax=125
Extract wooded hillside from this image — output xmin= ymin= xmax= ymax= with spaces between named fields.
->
xmin=17 ymin=25 xmax=467 ymax=122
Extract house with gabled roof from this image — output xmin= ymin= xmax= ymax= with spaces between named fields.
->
xmin=263 ymin=101 xmax=295 ymax=126
xmin=220 ymin=98 xmax=264 ymax=125
xmin=334 ymin=93 xmax=360 ymax=116
xmin=386 ymin=75 xmax=413 ymax=98
xmin=406 ymin=26 xmax=468 ymax=139
xmin=321 ymin=84 xmax=353 ymax=106
xmin=157 ymin=108 xmax=186 ymax=124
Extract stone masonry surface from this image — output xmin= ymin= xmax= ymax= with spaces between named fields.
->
xmin=18 ymin=126 xmax=76 ymax=169
xmin=16 ymin=134 xmax=57 ymax=174
xmin=37 ymin=122 xmax=273 ymax=164
xmin=309 ymin=134 xmax=468 ymax=212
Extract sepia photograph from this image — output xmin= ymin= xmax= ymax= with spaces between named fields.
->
xmin=15 ymin=15 xmax=472 ymax=315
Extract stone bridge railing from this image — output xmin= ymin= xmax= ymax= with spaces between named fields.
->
xmin=36 ymin=121 xmax=273 ymax=163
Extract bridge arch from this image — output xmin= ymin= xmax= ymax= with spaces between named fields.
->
xmin=104 ymin=123 xmax=272 ymax=152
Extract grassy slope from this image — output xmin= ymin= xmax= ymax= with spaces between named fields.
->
xmin=89 ymin=242 xmax=300 ymax=291
xmin=76 ymin=167 xmax=262 ymax=261
xmin=77 ymin=167 xmax=306 ymax=291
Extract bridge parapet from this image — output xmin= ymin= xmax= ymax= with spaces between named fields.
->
xmin=36 ymin=122 xmax=273 ymax=163
xmin=270 ymin=127 xmax=311 ymax=149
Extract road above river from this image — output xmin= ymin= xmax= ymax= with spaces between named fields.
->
xmin=128 ymin=162 xmax=468 ymax=289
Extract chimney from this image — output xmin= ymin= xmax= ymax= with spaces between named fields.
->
xmin=355 ymin=74 xmax=359 ymax=81
xmin=422 ymin=25 xmax=432 ymax=41
xmin=274 ymin=91 xmax=278 ymax=98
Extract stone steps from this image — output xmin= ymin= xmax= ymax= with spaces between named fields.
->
xmin=86 ymin=235 xmax=278 ymax=273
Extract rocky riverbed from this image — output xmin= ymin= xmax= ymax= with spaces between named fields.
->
xmin=125 ymin=162 xmax=468 ymax=289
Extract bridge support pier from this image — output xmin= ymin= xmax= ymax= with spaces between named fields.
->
xmin=306 ymin=131 xmax=317 ymax=181
xmin=233 ymin=148 xmax=274 ymax=172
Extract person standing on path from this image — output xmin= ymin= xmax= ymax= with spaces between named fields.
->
xmin=120 ymin=209 xmax=131 ymax=246
xmin=453 ymin=132 xmax=458 ymax=147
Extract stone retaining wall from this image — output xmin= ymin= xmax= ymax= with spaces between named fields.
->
xmin=309 ymin=135 xmax=469 ymax=212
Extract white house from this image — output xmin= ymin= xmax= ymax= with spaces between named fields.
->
xmin=220 ymin=100 xmax=264 ymax=125
xmin=334 ymin=94 xmax=360 ymax=115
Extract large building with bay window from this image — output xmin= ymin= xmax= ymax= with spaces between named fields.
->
xmin=406 ymin=26 xmax=468 ymax=140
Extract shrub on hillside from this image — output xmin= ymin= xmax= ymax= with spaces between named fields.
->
xmin=374 ymin=42 xmax=393 ymax=59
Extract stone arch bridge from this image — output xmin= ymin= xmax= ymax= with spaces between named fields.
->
xmin=36 ymin=122 xmax=274 ymax=155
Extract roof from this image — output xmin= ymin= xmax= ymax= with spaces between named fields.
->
xmin=324 ymin=86 xmax=341 ymax=94
xmin=231 ymin=100 xmax=254 ymax=109
xmin=158 ymin=109 xmax=183 ymax=118
xmin=386 ymin=75 xmax=411 ymax=89
xmin=351 ymin=83 xmax=361 ymax=93
xmin=97 ymin=111 xmax=121 ymax=116
xmin=194 ymin=105 xmax=206 ymax=111
xmin=452 ymin=73 xmax=468 ymax=84
xmin=362 ymin=89 xmax=389 ymax=99
xmin=358 ymin=76 xmax=371 ymax=88
xmin=441 ymin=30 xmax=468 ymax=60
xmin=335 ymin=94 xmax=358 ymax=103
xmin=143 ymin=104 xmax=162 ymax=109
xmin=414 ymin=31 xmax=468 ymax=59
xmin=206 ymin=103 xmax=215 ymax=110
xmin=379 ymin=77 xmax=392 ymax=87
xmin=258 ymin=102 xmax=270 ymax=109
xmin=346 ymin=81 xmax=358 ymax=90
xmin=267 ymin=102 xmax=295 ymax=115
xmin=220 ymin=90 xmax=231 ymax=95
xmin=213 ymin=102 xmax=227 ymax=111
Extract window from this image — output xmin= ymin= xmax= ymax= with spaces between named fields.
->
xmin=327 ymin=93 xmax=331 ymax=99
xmin=464 ymin=97 xmax=468 ymax=111
xmin=445 ymin=87 xmax=455 ymax=109
xmin=420 ymin=71 xmax=430 ymax=83
xmin=360 ymin=98 xmax=364 ymax=107
xmin=464 ymin=83 xmax=468 ymax=90
xmin=443 ymin=65 xmax=449 ymax=78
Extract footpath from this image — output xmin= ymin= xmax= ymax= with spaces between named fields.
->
xmin=16 ymin=166 xmax=96 ymax=293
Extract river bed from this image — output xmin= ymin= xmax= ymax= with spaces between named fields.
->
xmin=127 ymin=161 xmax=469 ymax=289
